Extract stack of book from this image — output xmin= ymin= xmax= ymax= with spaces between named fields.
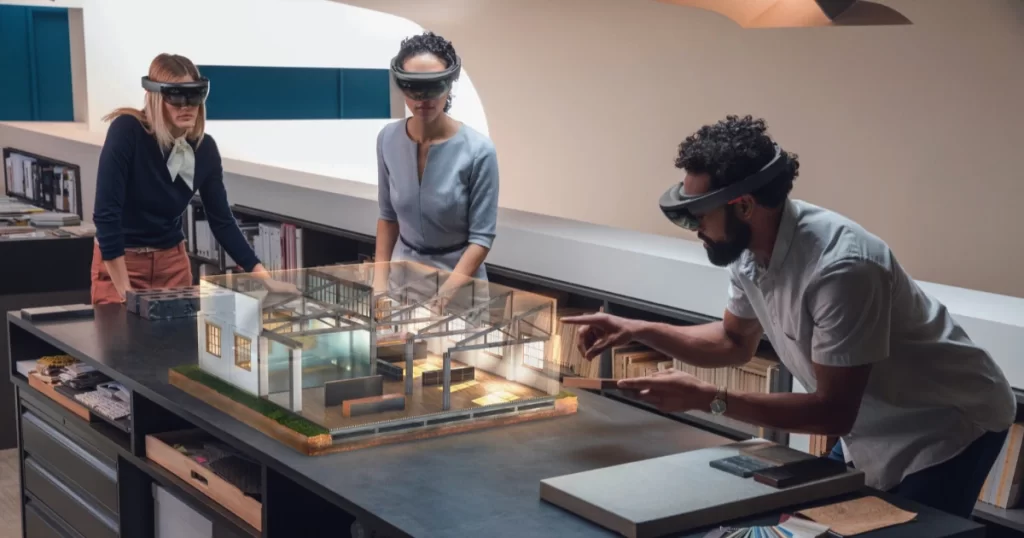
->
xmin=29 ymin=211 xmax=80 ymax=227
xmin=667 ymin=354 xmax=778 ymax=394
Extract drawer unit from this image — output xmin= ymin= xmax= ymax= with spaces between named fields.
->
xmin=23 ymin=457 xmax=119 ymax=538
xmin=20 ymin=389 xmax=122 ymax=464
xmin=24 ymin=497 xmax=81 ymax=538
xmin=22 ymin=410 xmax=119 ymax=515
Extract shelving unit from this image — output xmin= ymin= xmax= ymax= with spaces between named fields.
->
xmin=2 ymin=147 xmax=84 ymax=220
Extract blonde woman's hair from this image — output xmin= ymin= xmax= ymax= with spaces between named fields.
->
xmin=103 ymin=53 xmax=206 ymax=151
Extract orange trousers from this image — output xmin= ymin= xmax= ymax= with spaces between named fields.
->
xmin=90 ymin=241 xmax=192 ymax=304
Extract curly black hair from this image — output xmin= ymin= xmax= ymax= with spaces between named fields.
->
xmin=675 ymin=115 xmax=800 ymax=208
xmin=396 ymin=31 xmax=459 ymax=113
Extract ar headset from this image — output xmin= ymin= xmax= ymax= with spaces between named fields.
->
xmin=390 ymin=54 xmax=461 ymax=101
xmin=659 ymin=144 xmax=789 ymax=231
xmin=141 ymin=76 xmax=210 ymax=107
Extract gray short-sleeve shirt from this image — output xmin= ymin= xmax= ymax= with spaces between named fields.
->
xmin=376 ymin=119 xmax=499 ymax=280
xmin=728 ymin=199 xmax=1015 ymax=490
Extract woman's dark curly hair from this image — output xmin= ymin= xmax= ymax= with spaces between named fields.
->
xmin=675 ymin=115 xmax=800 ymax=208
xmin=396 ymin=31 xmax=459 ymax=113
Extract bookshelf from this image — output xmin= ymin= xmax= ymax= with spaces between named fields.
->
xmin=2 ymin=147 xmax=84 ymax=220
xmin=183 ymin=203 xmax=796 ymax=445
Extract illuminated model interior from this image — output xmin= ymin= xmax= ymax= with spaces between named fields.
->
xmin=190 ymin=261 xmax=570 ymax=450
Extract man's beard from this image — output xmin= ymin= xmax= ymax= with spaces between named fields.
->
xmin=699 ymin=210 xmax=752 ymax=267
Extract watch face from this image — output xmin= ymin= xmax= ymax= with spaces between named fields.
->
xmin=710 ymin=398 xmax=727 ymax=415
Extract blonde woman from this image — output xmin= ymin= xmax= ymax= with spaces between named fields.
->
xmin=91 ymin=53 xmax=279 ymax=304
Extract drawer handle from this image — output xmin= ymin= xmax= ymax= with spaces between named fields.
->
xmin=190 ymin=470 xmax=210 ymax=488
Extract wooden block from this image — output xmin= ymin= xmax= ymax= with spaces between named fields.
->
xmin=422 ymin=366 xmax=475 ymax=387
xmin=376 ymin=359 xmax=404 ymax=381
xmin=561 ymin=377 xmax=619 ymax=390
xmin=342 ymin=394 xmax=407 ymax=418
xmin=377 ymin=340 xmax=426 ymax=360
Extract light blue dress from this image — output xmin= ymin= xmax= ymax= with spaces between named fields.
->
xmin=376 ymin=119 xmax=499 ymax=282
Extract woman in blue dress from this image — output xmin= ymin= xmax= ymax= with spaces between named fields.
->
xmin=375 ymin=32 xmax=499 ymax=307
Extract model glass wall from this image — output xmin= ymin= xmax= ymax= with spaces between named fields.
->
xmin=193 ymin=262 xmax=560 ymax=435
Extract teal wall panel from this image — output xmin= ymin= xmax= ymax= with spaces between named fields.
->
xmin=0 ymin=6 xmax=34 ymax=121
xmin=30 ymin=8 xmax=74 ymax=121
xmin=0 ymin=5 xmax=73 ymax=122
xmin=199 ymin=65 xmax=391 ymax=120
xmin=339 ymin=69 xmax=392 ymax=119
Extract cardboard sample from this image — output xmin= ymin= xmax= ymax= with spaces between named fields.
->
xmin=539 ymin=441 xmax=865 ymax=538
xmin=798 ymin=496 xmax=917 ymax=536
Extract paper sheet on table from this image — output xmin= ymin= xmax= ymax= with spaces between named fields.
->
xmin=798 ymin=496 xmax=917 ymax=536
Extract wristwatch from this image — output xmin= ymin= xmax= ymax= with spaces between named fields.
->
xmin=710 ymin=387 xmax=728 ymax=416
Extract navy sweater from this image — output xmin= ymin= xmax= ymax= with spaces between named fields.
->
xmin=93 ymin=115 xmax=260 ymax=272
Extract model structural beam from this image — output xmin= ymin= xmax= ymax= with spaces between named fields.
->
xmin=173 ymin=260 xmax=575 ymax=456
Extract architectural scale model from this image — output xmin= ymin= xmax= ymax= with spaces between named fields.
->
xmin=168 ymin=261 xmax=577 ymax=455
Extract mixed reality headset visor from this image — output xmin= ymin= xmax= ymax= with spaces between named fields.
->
xmin=390 ymin=54 xmax=461 ymax=101
xmin=659 ymin=144 xmax=789 ymax=231
xmin=142 ymin=76 xmax=210 ymax=107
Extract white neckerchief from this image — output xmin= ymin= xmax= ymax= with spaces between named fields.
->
xmin=167 ymin=136 xmax=196 ymax=191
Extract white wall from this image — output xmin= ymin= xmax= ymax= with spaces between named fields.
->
xmin=336 ymin=0 xmax=1024 ymax=298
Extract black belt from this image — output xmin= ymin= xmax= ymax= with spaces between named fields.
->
xmin=400 ymin=235 xmax=468 ymax=256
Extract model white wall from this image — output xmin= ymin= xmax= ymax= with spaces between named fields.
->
xmin=197 ymin=285 xmax=262 ymax=395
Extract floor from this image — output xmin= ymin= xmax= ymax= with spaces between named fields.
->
xmin=0 ymin=449 xmax=19 ymax=538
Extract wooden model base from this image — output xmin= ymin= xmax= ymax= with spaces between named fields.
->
xmin=169 ymin=369 xmax=578 ymax=456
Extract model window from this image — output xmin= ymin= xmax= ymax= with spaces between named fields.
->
xmin=235 ymin=335 xmax=252 ymax=371
xmin=206 ymin=322 xmax=221 ymax=357
xmin=523 ymin=341 xmax=545 ymax=370
xmin=447 ymin=317 xmax=467 ymax=345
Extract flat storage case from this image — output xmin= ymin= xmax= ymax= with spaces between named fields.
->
xmin=146 ymin=429 xmax=263 ymax=531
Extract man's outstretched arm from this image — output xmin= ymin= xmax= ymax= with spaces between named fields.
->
xmin=620 ymin=258 xmax=890 ymax=436
xmin=562 ymin=310 xmax=764 ymax=369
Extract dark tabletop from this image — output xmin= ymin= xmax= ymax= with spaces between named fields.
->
xmin=8 ymin=306 xmax=986 ymax=538
xmin=9 ymin=305 xmax=733 ymax=537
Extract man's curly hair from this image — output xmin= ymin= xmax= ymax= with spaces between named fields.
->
xmin=675 ymin=115 xmax=800 ymax=208
xmin=396 ymin=31 xmax=459 ymax=113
